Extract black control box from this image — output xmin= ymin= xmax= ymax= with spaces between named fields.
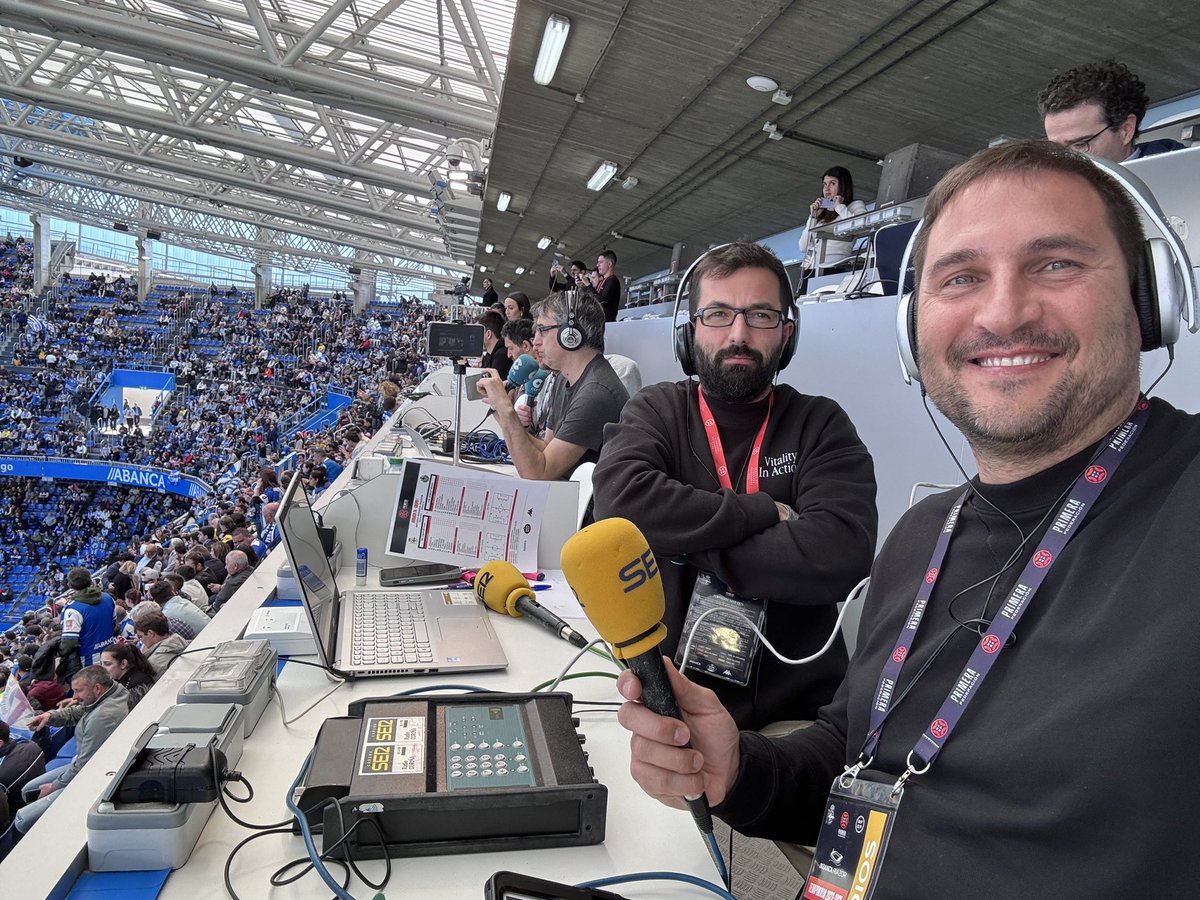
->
xmin=299 ymin=692 xmax=606 ymax=858
xmin=116 ymin=743 xmax=227 ymax=804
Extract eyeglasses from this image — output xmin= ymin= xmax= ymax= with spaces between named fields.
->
xmin=693 ymin=305 xmax=784 ymax=329
xmin=1063 ymin=123 xmax=1114 ymax=153
xmin=533 ymin=323 xmax=558 ymax=336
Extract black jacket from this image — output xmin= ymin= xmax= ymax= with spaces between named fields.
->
xmin=716 ymin=399 xmax=1200 ymax=897
xmin=594 ymin=382 xmax=877 ymax=728
xmin=0 ymin=738 xmax=45 ymax=809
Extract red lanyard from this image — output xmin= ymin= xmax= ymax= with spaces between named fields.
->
xmin=697 ymin=386 xmax=774 ymax=493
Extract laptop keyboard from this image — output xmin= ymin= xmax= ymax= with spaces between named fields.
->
xmin=351 ymin=591 xmax=435 ymax=666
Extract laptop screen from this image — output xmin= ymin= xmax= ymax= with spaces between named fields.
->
xmin=276 ymin=473 xmax=338 ymax=664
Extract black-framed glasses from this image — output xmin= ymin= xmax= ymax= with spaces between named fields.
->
xmin=1063 ymin=123 xmax=1114 ymax=153
xmin=533 ymin=323 xmax=558 ymax=336
xmin=693 ymin=305 xmax=784 ymax=329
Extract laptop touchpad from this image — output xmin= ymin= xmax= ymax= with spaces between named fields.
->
xmin=439 ymin=619 xmax=485 ymax=640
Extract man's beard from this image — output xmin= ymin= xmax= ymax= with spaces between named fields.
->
xmin=693 ymin=341 xmax=781 ymax=402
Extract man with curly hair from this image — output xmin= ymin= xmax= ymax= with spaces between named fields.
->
xmin=1038 ymin=59 xmax=1186 ymax=164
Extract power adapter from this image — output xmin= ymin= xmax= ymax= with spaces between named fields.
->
xmin=116 ymin=743 xmax=228 ymax=804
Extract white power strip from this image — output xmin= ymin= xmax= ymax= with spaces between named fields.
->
xmin=244 ymin=606 xmax=317 ymax=657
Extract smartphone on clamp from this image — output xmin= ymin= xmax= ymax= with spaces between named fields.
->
xmin=379 ymin=563 xmax=463 ymax=586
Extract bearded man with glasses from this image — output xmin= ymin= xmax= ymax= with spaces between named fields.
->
xmin=593 ymin=241 xmax=877 ymax=730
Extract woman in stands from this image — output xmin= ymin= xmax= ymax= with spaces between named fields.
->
xmin=502 ymin=292 xmax=531 ymax=321
xmin=100 ymin=643 xmax=156 ymax=709
xmin=250 ymin=466 xmax=281 ymax=531
xmin=799 ymin=165 xmax=869 ymax=273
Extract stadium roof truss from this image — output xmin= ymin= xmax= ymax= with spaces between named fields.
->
xmin=0 ymin=0 xmax=518 ymax=287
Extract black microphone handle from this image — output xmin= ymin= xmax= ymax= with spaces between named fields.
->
xmin=624 ymin=649 xmax=714 ymax=834
xmin=623 ymin=650 xmax=683 ymax=720
xmin=514 ymin=595 xmax=588 ymax=647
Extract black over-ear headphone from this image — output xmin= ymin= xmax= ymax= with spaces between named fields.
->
xmin=896 ymin=155 xmax=1198 ymax=385
xmin=672 ymin=243 xmax=799 ymax=377
xmin=557 ymin=289 xmax=584 ymax=351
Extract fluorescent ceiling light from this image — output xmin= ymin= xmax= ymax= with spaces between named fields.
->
xmin=514 ymin=266 xmax=526 ymax=275
xmin=587 ymin=161 xmax=619 ymax=192
xmin=537 ymin=235 xmax=553 ymax=250
xmin=496 ymin=191 xmax=511 ymax=212
xmin=484 ymin=243 xmax=494 ymax=254
xmin=534 ymin=14 xmax=570 ymax=86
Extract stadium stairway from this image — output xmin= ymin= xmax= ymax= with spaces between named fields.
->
xmin=289 ymin=405 xmax=340 ymax=438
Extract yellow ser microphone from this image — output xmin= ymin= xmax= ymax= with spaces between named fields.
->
xmin=473 ymin=560 xmax=588 ymax=648
xmin=560 ymin=518 xmax=717 ymax=841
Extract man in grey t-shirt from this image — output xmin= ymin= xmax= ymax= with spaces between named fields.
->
xmin=477 ymin=291 xmax=629 ymax=480
xmin=546 ymin=352 xmax=629 ymax=469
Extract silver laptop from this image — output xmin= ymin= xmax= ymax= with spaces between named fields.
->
xmin=275 ymin=475 xmax=508 ymax=678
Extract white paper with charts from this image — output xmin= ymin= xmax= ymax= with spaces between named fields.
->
xmin=385 ymin=459 xmax=549 ymax=570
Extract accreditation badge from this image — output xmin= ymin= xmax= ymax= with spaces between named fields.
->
xmin=674 ymin=571 xmax=765 ymax=687
xmin=803 ymin=772 xmax=902 ymax=900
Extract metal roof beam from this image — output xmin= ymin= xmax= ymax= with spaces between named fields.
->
xmin=0 ymin=0 xmax=494 ymax=139
xmin=0 ymin=81 xmax=434 ymax=196
xmin=0 ymin=119 xmax=442 ymax=235
xmin=0 ymin=144 xmax=458 ymax=264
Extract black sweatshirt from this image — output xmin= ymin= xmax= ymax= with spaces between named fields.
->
xmin=717 ymin=397 xmax=1200 ymax=898
xmin=593 ymin=381 xmax=878 ymax=728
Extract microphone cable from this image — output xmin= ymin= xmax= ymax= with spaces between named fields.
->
xmin=678 ymin=577 xmax=868 ymax=674
xmin=533 ymin=636 xmax=623 ymax=693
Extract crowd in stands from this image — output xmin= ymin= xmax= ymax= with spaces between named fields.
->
xmin=0 ymin=270 xmax=444 ymax=616
xmin=0 ymin=205 xmax=612 ymax=849
xmin=0 ymin=235 xmax=34 ymax=300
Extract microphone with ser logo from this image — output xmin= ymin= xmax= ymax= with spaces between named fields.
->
xmin=559 ymin=517 xmax=723 ymax=875
xmin=473 ymin=560 xmax=588 ymax=648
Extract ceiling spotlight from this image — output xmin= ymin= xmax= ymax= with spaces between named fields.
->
xmin=621 ymin=176 xmax=639 ymax=190
xmin=746 ymin=75 xmax=778 ymax=92
xmin=537 ymin=235 xmax=553 ymax=250
xmin=484 ymin=242 xmax=495 ymax=254
xmin=504 ymin=282 xmax=512 ymax=288
xmin=534 ymin=14 xmax=571 ymax=86
xmin=514 ymin=266 xmax=526 ymax=275
xmin=496 ymin=191 xmax=511 ymax=212
xmin=456 ymin=259 xmax=466 ymax=266
xmin=479 ymin=264 xmax=488 ymax=272
xmin=587 ymin=160 xmax=619 ymax=192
